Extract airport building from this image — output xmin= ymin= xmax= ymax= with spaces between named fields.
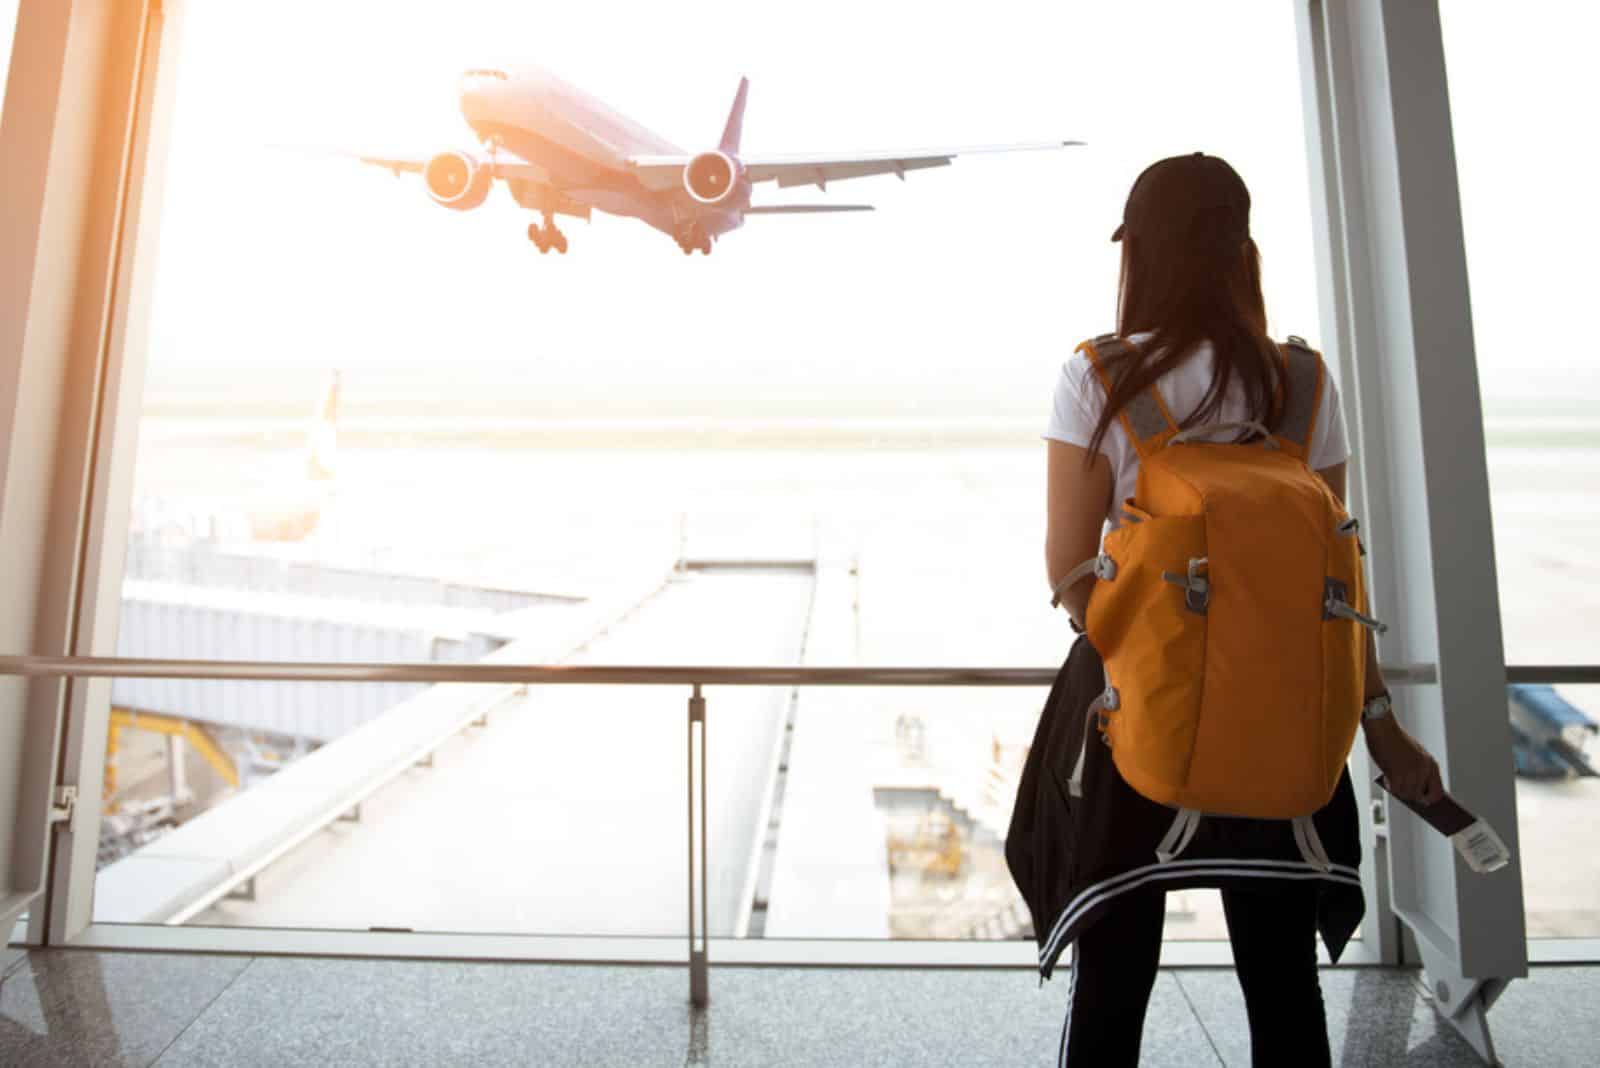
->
xmin=2 ymin=2 xmax=1596 ymax=1065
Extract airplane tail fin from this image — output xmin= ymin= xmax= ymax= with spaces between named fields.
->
xmin=306 ymin=370 xmax=340 ymax=481
xmin=719 ymin=76 xmax=749 ymax=155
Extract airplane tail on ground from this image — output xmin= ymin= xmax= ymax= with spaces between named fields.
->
xmin=719 ymin=77 xmax=750 ymax=155
xmin=306 ymin=370 xmax=340 ymax=482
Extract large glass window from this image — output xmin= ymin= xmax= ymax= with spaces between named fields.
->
xmin=96 ymin=0 xmax=1322 ymax=943
xmin=1440 ymin=2 xmax=1600 ymax=939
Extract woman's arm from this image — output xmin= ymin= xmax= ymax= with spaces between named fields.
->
xmin=1045 ymin=441 xmax=1115 ymax=629
xmin=1314 ymin=462 xmax=1444 ymax=805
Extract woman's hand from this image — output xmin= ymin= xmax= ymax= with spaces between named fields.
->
xmin=1363 ymin=714 xmax=1445 ymax=805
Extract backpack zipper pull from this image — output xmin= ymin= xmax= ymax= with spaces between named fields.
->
xmin=1337 ymin=516 xmax=1368 ymax=556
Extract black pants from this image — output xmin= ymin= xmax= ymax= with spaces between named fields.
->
xmin=1058 ymin=885 xmax=1331 ymax=1067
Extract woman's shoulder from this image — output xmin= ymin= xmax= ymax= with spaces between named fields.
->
xmin=1056 ymin=347 xmax=1106 ymax=410
xmin=1062 ymin=331 xmax=1163 ymax=392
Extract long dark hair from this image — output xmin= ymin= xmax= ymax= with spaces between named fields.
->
xmin=1086 ymin=217 xmax=1284 ymax=460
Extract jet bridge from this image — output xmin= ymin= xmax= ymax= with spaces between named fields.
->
xmin=93 ymin=559 xmax=817 ymax=939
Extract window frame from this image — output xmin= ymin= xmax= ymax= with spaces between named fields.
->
xmin=0 ymin=0 xmax=1587 ymax=997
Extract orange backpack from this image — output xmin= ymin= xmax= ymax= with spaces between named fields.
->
xmin=1055 ymin=334 xmax=1385 ymax=864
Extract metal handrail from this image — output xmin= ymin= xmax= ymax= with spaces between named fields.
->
xmin=7 ymin=656 xmax=1593 ymax=686
xmin=9 ymin=650 xmax=1594 ymax=1005
xmin=1506 ymin=667 xmax=1600 ymax=686
xmin=0 ymin=654 xmax=1451 ymax=686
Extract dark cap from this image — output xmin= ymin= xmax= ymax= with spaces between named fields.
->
xmin=1111 ymin=152 xmax=1250 ymax=247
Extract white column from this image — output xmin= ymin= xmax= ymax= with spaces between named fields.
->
xmin=1297 ymin=0 xmax=1526 ymax=1061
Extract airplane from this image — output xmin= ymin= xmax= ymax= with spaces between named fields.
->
xmin=133 ymin=371 xmax=340 ymax=544
xmin=341 ymin=67 xmax=1082 ymax=255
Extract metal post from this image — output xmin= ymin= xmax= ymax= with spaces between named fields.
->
xmin=687 ymin=684 xmax=708 ymax=1007
xmin=165 ymin=733 xmax=189 ymax=805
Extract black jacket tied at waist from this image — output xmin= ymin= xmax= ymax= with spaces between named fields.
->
xmin=1004 ymin=636 xmax=1365 ymax=981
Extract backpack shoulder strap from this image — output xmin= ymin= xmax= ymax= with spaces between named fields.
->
xmin=1075 ymin=334 xmax=1180 ymax=459
xmin=1272 ymin=335 xmax=1326 ymax=462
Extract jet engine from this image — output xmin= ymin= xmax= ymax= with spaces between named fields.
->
xmin=424 ymin=150 xmax=492 ymax=211
xmin=683 ymin=150 xmax=745 ymax=205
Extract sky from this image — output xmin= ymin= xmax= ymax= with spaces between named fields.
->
xmin=1438 ymin=2 xmax=1600 ymax=404
xmin=4 ymin=1 xmax=1597 ymax=415
xmin=135 ymin=0 xmax=1327 ymax=418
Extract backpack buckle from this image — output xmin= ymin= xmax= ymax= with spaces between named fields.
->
xmin=1161 ymin=556 xmax=1210 ymax=615
xmin=1324 ymin=577 xmax=1389 ymax=634
xmin=1096 ymin=685 xmax=1119 ymax=734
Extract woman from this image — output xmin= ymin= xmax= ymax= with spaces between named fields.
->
xmin=1041 ymin=153 xmax=1444 ymax=1066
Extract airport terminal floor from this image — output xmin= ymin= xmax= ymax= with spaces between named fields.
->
xmin=1 ymin=949 xmax=1595 ymax=1067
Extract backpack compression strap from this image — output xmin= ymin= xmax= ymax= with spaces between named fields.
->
xmin=1076 ymin=334 xmax=1181 ymax=459
xmin=1272 ymin=336 xmax=1327 ymax=462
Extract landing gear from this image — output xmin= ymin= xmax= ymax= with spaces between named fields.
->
xmin=527 ymin=215 xmax=568 ymax=254
xmin=675 ymin=233 xmax=713 ymax=256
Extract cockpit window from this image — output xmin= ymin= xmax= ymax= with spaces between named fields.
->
xmin=462 ymin=69 xmax=509 ymax=80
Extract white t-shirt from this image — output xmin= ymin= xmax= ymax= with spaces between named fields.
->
xmin=1045 ymin=333 xmax=1351 ymax=529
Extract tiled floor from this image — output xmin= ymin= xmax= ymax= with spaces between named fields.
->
xmin=1 ymin=949 xmax=1594 ymax=1066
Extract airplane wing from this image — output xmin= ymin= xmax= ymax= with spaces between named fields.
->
xmin=744 ymin=204 xmax=875 ymax=214
xmin=277 ymin=143 xmax=553 ymax=185
xmin=627 ymin=140 xmax=1082 ymax=192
